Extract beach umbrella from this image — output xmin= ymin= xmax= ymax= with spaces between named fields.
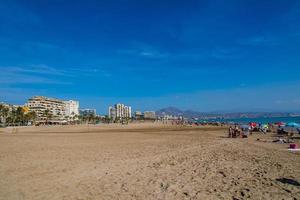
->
xmin=282 ymin=122 xmax=300 ymax=134
xmin=286 ymin=122 xmax=300 ymax=127
xmin=275 ymin=122 xmax=285 ymax=126
xmin=259 ymin=124 xmax=268 ymax=128
xmin=249 ymin=122 xmax=257 ymax=127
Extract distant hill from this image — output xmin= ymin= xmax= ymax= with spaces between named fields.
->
xmin=156 ymin=107 xmax=297 ymax=119
xmin=156 ymin=107 xmax=209 ymax=118
xmin=156 ymin=107 xmax=184 ymax=116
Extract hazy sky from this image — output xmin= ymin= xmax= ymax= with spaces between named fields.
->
xmin=0 ymin=0 xmax=300 ymax=114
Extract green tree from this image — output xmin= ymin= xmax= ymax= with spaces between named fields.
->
xmin=73 ymin=114 xmax=77 ymax=122
xmin=43 ymin=109 xmax=53 ymax=124
xmin=0 ymin=104 xmax=10 ymax=127
xmin=103 ymin=115 xmax=110 ymax=123
xmin=10 ymin=108 xmax=17 ymax=126
xmin=15 ymin=106 xmax=25 ymax=125
xmin=25 ymin=111 xmax=37 ymax=126
xmin=88 ymin=114 xmax=94 ymax=124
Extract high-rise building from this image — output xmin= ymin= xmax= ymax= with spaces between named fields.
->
xmin=128 ymin=106 xmax=132 ymax=119
xmin=26 ymin=96 xmax=66 ymax=120
xmin=108 ymin=103 xmax=132 ymax=120
xmin=124 ymin=106 xmax=129 ymax=118
xmin=108 ymin=106 xmax=116 ymax=120
xmin=64 ymin=100 xmax=79 ymax=117
xmin=116 ymin=103 xmax=123 ymax=118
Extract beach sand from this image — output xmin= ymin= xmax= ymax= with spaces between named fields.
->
xmin=0 ymin=123 xmax=299 ymax=200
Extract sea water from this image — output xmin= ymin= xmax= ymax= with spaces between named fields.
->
xmin=205 ymin=116 xmax=300 ymax=124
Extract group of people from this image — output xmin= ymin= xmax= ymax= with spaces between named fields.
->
xmin=228 ymin=126 xmax=250 ymax=138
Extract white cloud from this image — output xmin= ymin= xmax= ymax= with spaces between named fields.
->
xmin=0 ymin=65 xmax=72 ymax=84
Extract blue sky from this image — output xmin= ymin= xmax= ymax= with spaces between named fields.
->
xmin=0 ymin=0 xmax=300 ymax=114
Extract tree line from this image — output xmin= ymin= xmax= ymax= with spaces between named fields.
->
xmin=0 ymin=104 xmax=111 ymax=127
xmin=0 ymin=104 xmax=37 ymax=127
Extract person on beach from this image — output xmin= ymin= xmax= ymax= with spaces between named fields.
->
xmin=242 ymin=126 xmax=250 ymax=138
xmin=228 ymin=126 xmax=233 ymax=138
xmin=234 ymin=125 xmax=239 ymax=138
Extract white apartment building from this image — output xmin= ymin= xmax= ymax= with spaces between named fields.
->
xmin=108 ymin=106 xmax=116 ymax=119
xmin=26 ymin=96 xmax=66 ymax=120
xmin=26 ymin=96 xmax=80 ymax=121
xmin=64 ymin=100 xmax=79 ymax=117
xmin=109 ymin=103 xmax=132 ymax=120
xmin=128 ymin=107 xmax=132 ymax=118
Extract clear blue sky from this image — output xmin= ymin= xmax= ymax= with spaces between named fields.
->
xmin=0 ymin=0 xmax=300 ymax=114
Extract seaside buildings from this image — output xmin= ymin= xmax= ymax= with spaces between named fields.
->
xmin=26 ymin=96 xmax=66 ymax=120
xmin=108 ymin=103 xmax=132 ymax=120
xmin=144 ymin=111 xmax=156 ymax=120
xmin=108 ymin=106 xmax=116 ymax=119
xmin=133 ymin=111 xmax=156 ymax=120
xmin=26 ymin=96 xmax=79 ymax=121
xmin=64 ymin=100 xmax=79 ymax=117
xmin=124 ymin=105 xmax=132 ymax=118
xmin=79 ymin=109 xmax=96 ymax=116
xmin=160 ymin=114 xmax=182 ymax=120
xmin=134 ymin=111 xmax=143 ymax=120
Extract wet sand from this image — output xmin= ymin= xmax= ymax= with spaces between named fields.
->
xmin=0 ymin=123 xmax=299 ymax=200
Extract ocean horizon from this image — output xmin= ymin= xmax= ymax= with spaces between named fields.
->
xmin=204 ymin=116 xmax=300 ymax=124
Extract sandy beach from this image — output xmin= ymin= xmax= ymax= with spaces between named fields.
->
xmin=0 ymin=123 xmax=299 ymax=200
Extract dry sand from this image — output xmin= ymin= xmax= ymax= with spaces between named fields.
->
xmin=0 ymin=123 xmax=299 ymax=200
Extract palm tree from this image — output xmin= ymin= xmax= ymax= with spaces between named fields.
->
xmin=71 ymin=112 xmax=75 ymax=117
xmin=43 ymin=109 xmax=52 ymax=125
xmin=10 ymin=107 xmax=17 ymax=126
xmin=72 ymin=114 xmax=76 ymax=122
xmin=102 ymin=115 xmax=109 ymax=123
xmin=16 ymin=106 xmax=25 ymax=125
xmin=0 ymin=104 xmax=5 ymax=124
xmin=64 ymin=115 xmax=69 ymax=123
xmin=0 ymin=104 xmax=10 ymax=127
xmin=25 ymin=111 xmax=37 ymax=126
xmin=88 ymin=114 xmax=93 ymax=124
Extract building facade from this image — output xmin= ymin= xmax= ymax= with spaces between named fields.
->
xmin=144 ymin=111 xmax=156 ymax=120
xmin=64 ymin=100 xmax=79 ymax=117
xmin=26 ymin=96 xmax=66 ymax=120
xmin=124 ymin=106 xmax=132 ymax=119
xmin=134 ymin=111 xmax=143 ymax=120
xmin=108 ymin=106 xmax=116 ymax=119
xmin=108 ymin=103 xmax=132 ymax=120
xmin=79 ymin=109 xmax=96 ymax=116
